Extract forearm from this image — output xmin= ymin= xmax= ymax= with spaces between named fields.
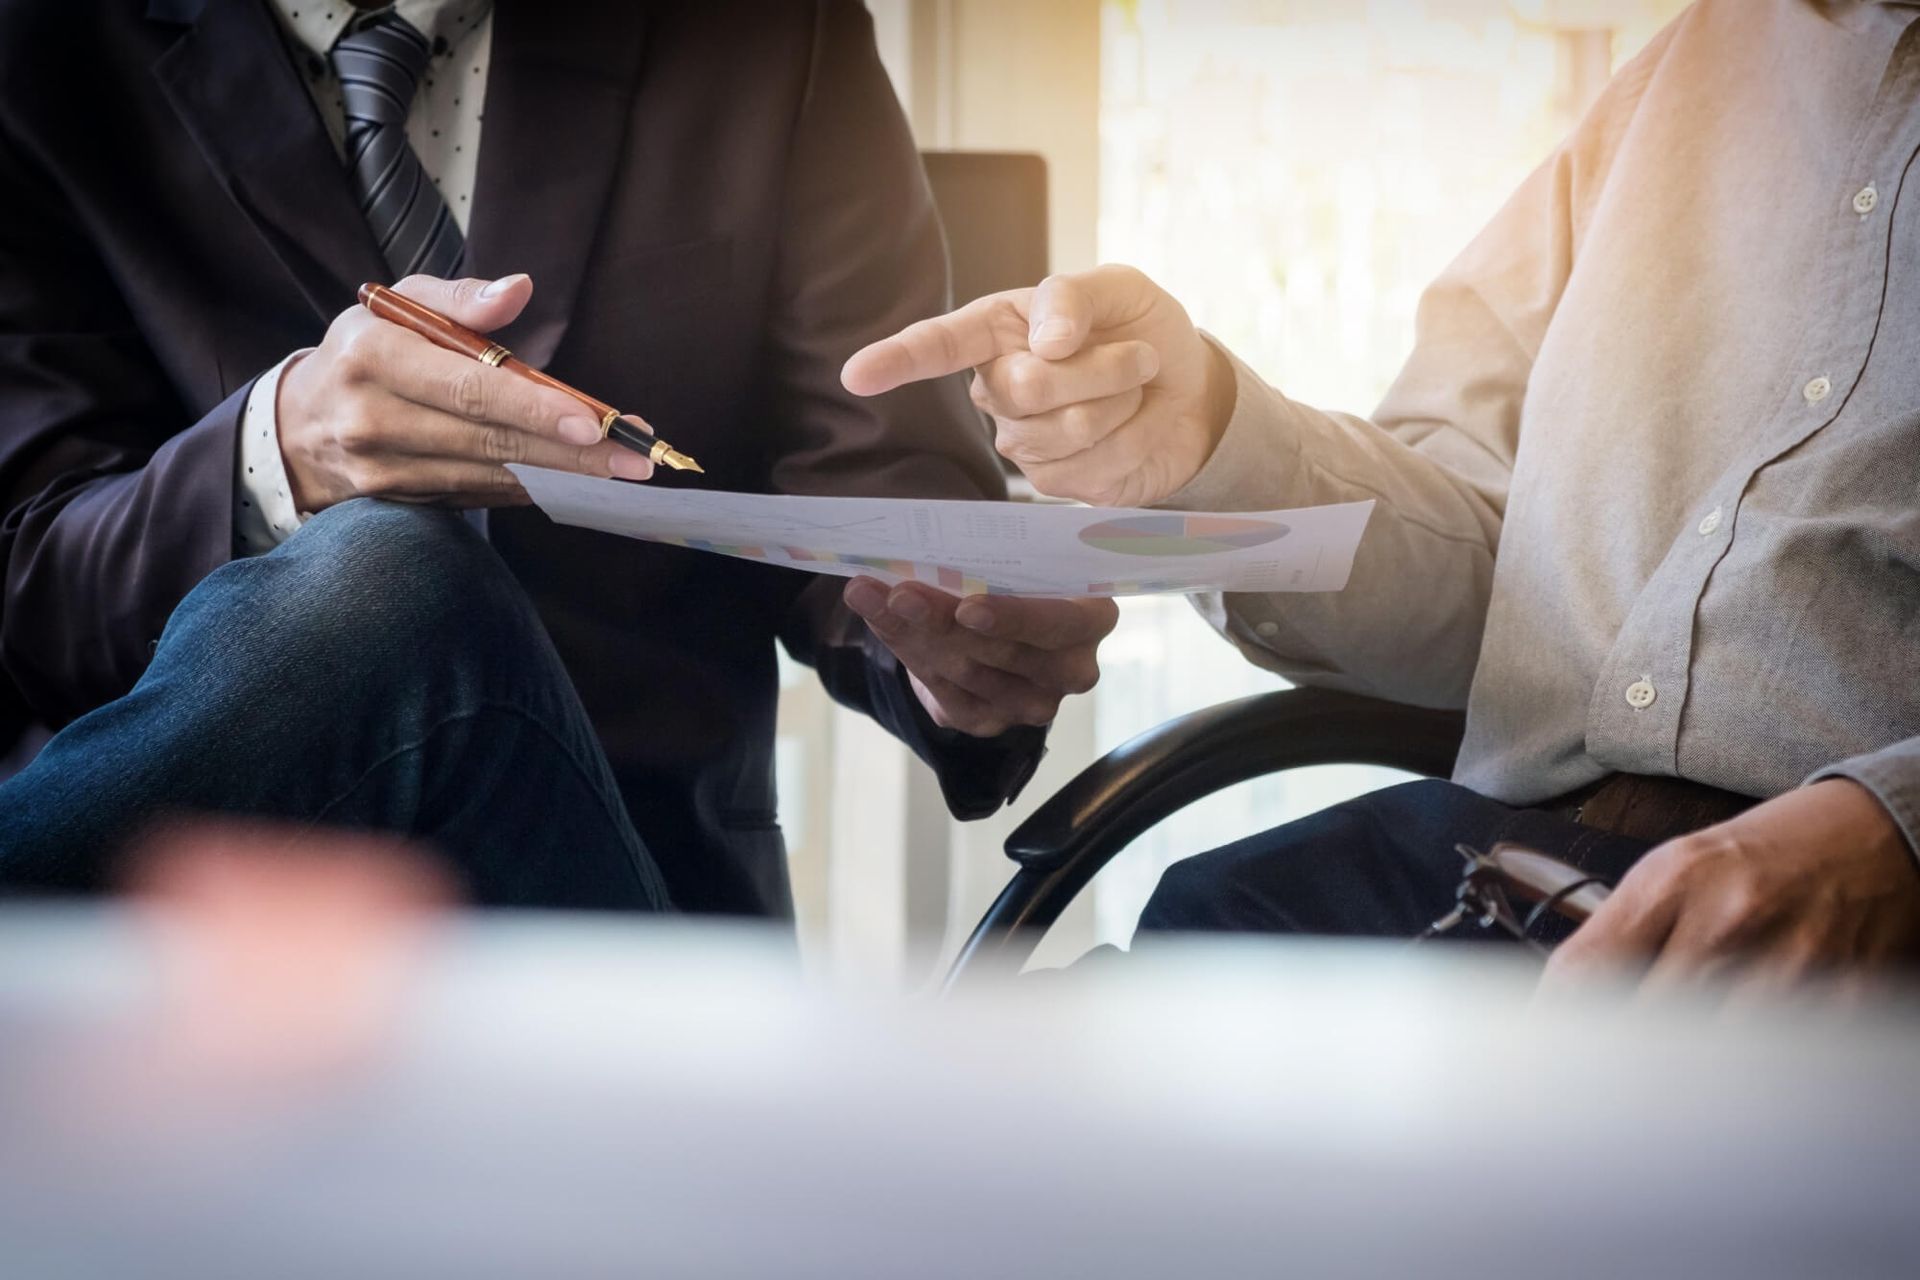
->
xmin=0 ymin=114 xmax=251 ymax=724
xmin=1166 ymin=340 xmax=1505 ymax=707
xmin=2 ymin=387 xmax=248 ymax=725
xmin=765 ymin=0 xmax=1006 ymax=506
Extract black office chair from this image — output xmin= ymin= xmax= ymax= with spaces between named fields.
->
xmin=921 ymin=150 xmax=1049 ymax=307
xmin=942 ymin=688 xmax=1467 ymax=986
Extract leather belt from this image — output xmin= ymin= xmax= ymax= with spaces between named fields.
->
xmin=1545 ymin=773 xmax=1760 ymax=845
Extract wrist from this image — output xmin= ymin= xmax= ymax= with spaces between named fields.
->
xmin=1821 ymin=777 xmax=1916 ymax=874
xmin=274 ymin=350 xmax=323 ymax=513
xmin=1200 ymin=336 xmax=1237 ymax=457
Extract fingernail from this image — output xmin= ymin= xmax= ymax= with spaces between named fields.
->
xmin=1136 ymin=345 xmax=1160 ymax=380
xmin=1032 ymin=317 xmax=1073 ymax=345
xmin=558 ymin=415 xmax=601 ymax=445
xmin=890 ymin=591 xmax=930 ymax=623
xmin=480 ymin=273 xmax=527 ymax=299
xmin=608 ymin=450 xmax=654 ymax=481
xmin=956 ymin=601 xmax=994 ymax=633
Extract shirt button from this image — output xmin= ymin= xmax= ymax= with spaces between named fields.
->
xmin=1802 ymin=375 xmax=1832 ymax=404
xmin=1255 ymin=620 xmax=1280 ymax=638
xmin=1697 ymin=507 xmax=1723 ymax=536
xmin=1624 ymin=678 xmax=1657 ymax=710
xmin=1853 ymin=184 xmax=1878 ymax=215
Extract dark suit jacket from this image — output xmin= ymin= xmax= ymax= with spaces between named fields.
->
xmin=0 ymin=0 xmax=1044 ymax=914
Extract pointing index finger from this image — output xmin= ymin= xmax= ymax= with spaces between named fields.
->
xmin=842 ymin=290 xmax=1033 ymax=397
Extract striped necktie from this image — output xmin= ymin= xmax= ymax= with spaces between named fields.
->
xmin=331 ymin=11 xmax=465 ymax=280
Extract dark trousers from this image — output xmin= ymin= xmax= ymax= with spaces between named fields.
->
xmin=0 ymin=500 xmax=670 ymax=911
xmin=1137 ymin=778 xmax=1657 ymax=945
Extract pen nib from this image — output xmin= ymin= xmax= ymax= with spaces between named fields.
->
xmin=644 ymin=439 xmax=705 ymax=474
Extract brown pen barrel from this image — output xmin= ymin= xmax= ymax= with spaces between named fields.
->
xmin=501 ymin=357 xmax=623 ymax=430
xmin=357 ymin=282 xmax=628 ymax=432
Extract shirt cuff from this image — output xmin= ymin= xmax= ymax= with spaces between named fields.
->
xmin=1157 ymin=334 xmax=1305 ymax=512
xmin=1810 ymin=738 xmax=1920 ymax=868
xmin=234 ymin=351 xmax=312 ymax=556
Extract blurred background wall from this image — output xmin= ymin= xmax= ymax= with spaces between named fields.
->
xmin=780 ymin=0 xmax=1692 ymax=989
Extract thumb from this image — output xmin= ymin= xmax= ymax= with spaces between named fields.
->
xmin=1027 ymin=275 xmax=1094 ymax=360
xmin=391 ymin=272 xmax=533 ymax=334
xmin=1027 ymin=264 xmax=1163 ymax=360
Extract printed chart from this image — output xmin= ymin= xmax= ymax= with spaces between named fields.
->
xmin=1078 ymin=514 xmax=1290 ymax=557
xmin=510 ymin=465 xmax=1373 ymax=598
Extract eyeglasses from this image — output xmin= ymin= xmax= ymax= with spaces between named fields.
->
xmin=1417 ymin=842 xmax=1614 ymax=954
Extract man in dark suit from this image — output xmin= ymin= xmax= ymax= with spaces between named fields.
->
xmin=0 ymin=0 xmax=1116 ymax=913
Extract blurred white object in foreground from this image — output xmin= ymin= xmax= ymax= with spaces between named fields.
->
xmin=0 ymin=909 xmax=1915 ymax=1279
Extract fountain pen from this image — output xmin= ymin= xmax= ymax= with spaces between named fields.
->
xmin=357 ymin=282 xmax=703 ymax=474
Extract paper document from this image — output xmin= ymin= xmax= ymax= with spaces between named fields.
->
xmin=510 ymin=465 xmax=1372 ymax=598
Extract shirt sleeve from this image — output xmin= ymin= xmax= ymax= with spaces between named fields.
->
xmin=234 ymin=352 xmax=311 ymax=556
xmin=1811 ymin=741 xmax=1920 ymax=867
xmin=1 ymin=117 xmax=241 ymax=724
xmin=1159 ymin=301 xmax=1519 ymax=710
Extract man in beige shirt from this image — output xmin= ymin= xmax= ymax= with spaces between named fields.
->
xmin=847 ymin=0 xmax=1920 ymax=988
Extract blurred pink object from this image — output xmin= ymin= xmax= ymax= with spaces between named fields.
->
xmin=126 ymin=821 xmax=454 ymax=1091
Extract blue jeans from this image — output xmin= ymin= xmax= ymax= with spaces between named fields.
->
xmin=0 ymin=500 xmax=669 ymax=910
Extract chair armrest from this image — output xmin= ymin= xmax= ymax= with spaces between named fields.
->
xmin=942 ymin=688 xmax=1465 ymax=988
xmin=1006 ymin=686 xmax=1466 ymax=874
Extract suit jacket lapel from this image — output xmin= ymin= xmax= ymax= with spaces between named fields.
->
xmin=150 ymin=0 xmax=387 ymax=323
xmin=465 ymin=2 xmax=651 ymax=368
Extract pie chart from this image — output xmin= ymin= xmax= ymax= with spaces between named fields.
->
xmin=1078 ymin=514 xmax=1289 ymax=556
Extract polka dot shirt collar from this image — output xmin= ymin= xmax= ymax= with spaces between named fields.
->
xmin=268 ymin=0 xmax=492 ymax=62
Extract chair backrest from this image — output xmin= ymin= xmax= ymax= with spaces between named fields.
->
xmin=920 ymin=151 xmax=1049 ymax=306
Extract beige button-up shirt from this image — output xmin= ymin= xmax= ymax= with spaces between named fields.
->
xmin=1170 ymin=0 xmax=1920 ymax=852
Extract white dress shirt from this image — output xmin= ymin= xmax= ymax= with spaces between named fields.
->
xmin=235 ymin=0 xmax=493 ymax=555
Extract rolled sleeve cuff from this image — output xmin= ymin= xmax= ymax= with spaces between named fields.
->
xmin=235 ymin=351 xmax=312 ymax=556
xmin=1811 ymin=739 xmax=1920 ymax=867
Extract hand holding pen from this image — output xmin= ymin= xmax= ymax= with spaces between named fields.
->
xmin=275 ymin=273 xmax=698 ymax=515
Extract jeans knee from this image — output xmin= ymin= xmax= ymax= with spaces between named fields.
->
xmin=173 ymin=501 xmax=540 ymax=688
xmin=293 ymin=500 xmax=496 ymax=604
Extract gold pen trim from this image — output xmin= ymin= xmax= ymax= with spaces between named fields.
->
xmin=651 ymin=441 xmax=705 ymax=474
xmin=603 ymin=407 xmax=707 ymax=474
xmin=478 ymin=343 xmax=511 ymax=368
